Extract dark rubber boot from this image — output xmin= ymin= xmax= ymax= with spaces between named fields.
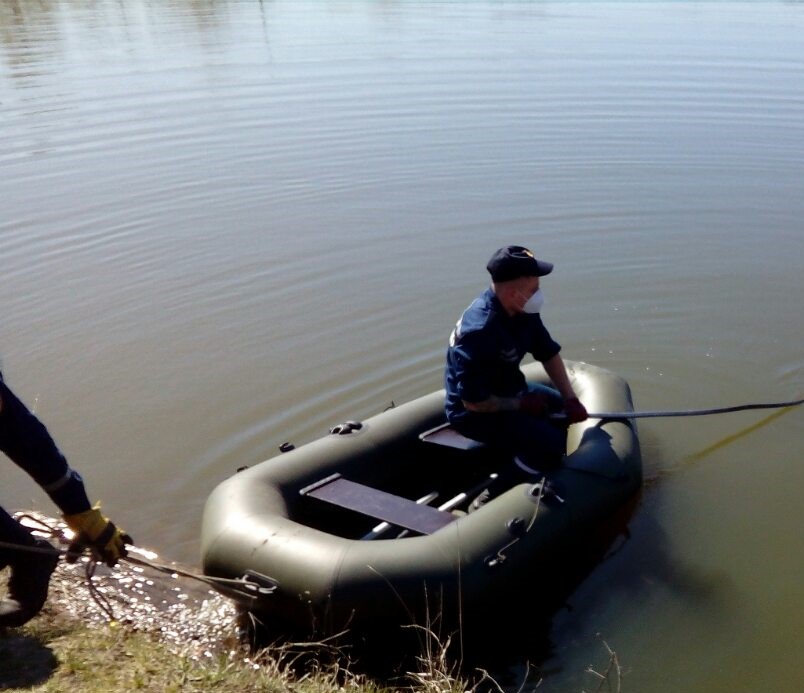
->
xmin=0 ymin=538 xmax=59 ymax=628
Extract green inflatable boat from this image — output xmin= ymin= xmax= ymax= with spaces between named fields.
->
xmin=200 ymin=360 xmax=641 ymax=636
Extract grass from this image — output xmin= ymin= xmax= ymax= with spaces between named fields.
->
xmin=583 ymin=637 xmax=622 ymax=693
xmin=0 ymin=576 xmax=625 ymax=693
xmin=0 ymin=571 xmax=477 ymax=693
xmin=0 ymin=607 xmax=468 ymax=693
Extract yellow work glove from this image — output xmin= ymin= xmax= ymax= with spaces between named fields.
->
xmin=63 ymin=505 xmax=132 ymax=567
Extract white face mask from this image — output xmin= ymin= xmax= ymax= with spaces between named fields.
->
xmin=522 ymin=288 xmax=545 ymax=314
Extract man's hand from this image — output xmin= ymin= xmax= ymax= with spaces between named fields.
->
xmin=564 ymin=397 xmax=588 ymax=424
xmin=63 ymin=506 xmax=132 ymax=567
xmin=520 ymin=392 xmax=550 ymax=417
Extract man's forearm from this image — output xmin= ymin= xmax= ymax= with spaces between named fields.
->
xmin=542 ymin=354 xmax=578 ymax=401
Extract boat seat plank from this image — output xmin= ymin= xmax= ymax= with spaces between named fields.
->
xmin=419 ymin=423 xmax=485 ymax=450
xmin=300 ymin=474 xmax=456 ymax=535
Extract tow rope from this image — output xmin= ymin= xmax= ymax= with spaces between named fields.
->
xmin=0 ymin=515 xmax=276 ymax=613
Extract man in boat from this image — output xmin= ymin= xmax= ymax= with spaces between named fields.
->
xmin=0 ymin=370 xmax=131 ymax=628
xmin=444 ymin=245 xmax=588 ymax=486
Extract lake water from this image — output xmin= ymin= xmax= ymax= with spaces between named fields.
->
xmin=2 ymin=1 xmax=803 ymax=690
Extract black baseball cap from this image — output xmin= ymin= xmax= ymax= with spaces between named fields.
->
xmin=486 ymin=245 xmax=553 ymax=282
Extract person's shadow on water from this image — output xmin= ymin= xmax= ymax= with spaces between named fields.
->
xmin=0 ymin=630 xmax=58 ymax=689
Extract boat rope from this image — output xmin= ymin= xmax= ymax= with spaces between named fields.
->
xmin=0 ymin=533 xmax=123 ymax=620
xmin=483 ymin=483 xmax=544 ymax=568
xmin=1 ymin=515 xmax=275 ymax=615
xmin=120 ymin=554 xmax=277 ymax=600
xmin=552 ymin=397 xmax=803 ymax=421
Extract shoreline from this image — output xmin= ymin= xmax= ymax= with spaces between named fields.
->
xmin=0 ymin=511 xmax=478 ymax=692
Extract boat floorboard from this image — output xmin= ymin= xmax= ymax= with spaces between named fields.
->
xmin=300 ymin=474 xmax=457 ymax=535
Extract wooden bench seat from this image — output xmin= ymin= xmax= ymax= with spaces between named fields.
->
xmin=418 ymin=422 xmax=485 ymax=450
xmin=300 ymin=474 xmax=457 ymax=536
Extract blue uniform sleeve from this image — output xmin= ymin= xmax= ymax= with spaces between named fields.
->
xmin=0 ymin=377 xmax=92 ymax=515
xmin=448 ymin=330 xmax=495 ymax=404
xmin=529 ymin=316 xmax=561 ymax=362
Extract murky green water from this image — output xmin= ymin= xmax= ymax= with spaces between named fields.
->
xmin=2 ymin=2 xmax=803 ymax=690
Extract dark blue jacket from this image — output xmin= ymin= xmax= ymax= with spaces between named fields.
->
xmin=444 ymin=288 xmax=560 ymax=422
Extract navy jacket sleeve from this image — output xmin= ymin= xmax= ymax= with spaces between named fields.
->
xmin=448 ymin=330 xmax=495 ymax=404
xmin=528 ymin=315 xmax=561 ymax=363
xmin=0 ymin=376 xmax=91 ymax=515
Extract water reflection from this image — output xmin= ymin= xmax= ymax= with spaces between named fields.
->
xmin=0 ymin=1 xmax=66 ymax=82
xmin=0 ymin=0 xmax=271 ymax=85
xmin=646 ymin=404 xmax=801 ymax=487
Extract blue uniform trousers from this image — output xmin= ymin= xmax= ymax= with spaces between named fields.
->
xmin=451 ymin=383 xmax=566 ymax=474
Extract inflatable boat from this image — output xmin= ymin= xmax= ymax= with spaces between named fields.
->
xmin=200 ymin=360 xmax=641 ymax=636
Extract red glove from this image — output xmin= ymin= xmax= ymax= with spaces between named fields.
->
xmin=564 ymin=397 xmax=588 ymax=424
xmin=520 ymin=392 xmax=549 ymax=417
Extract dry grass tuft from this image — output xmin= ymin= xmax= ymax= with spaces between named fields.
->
xmin=584 ymin=636 xmax=623 ymax=693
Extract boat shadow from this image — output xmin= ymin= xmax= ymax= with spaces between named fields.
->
xmin=454 ymin=494 xmax=641 ymax=674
